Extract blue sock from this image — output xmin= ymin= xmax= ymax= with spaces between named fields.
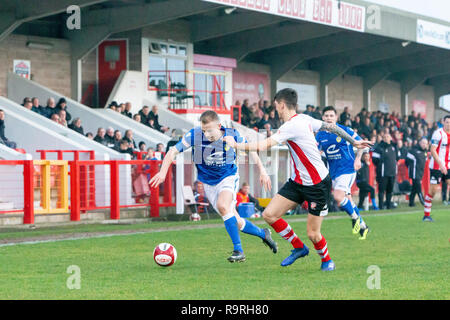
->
xmin=372 ymin=198 xmax=379 ymax=208
xmin=339 ymin=198 xmax=358 ymax=220
xmin=240 ymin=219 xmax=265 ymax=239
xmin=353 ymin=204 xmax=360 ymax=215
xmin=223 ymin=214 xmax=243 ymax=252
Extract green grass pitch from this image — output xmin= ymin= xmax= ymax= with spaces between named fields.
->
xmin=0 ymin=206 xmax=448 ymax=300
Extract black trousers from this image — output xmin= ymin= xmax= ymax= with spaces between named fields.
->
xmin=377 ymin=176 xmax=395 ymax=209
xmin=357 ymin=182 xmax=375 ymax=208
xmin=409 ymin=179 xmax=424 ymax=206
xmin=442 ymin=179 xmax=448 ymax=202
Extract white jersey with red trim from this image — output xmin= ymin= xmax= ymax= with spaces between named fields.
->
xmin=271 ymin=114 xmax=329 ymax=186
xmin=429 ymin=128 xmax=450 ymax=170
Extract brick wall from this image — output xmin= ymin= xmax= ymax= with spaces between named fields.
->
xmin=0 ymin=34 xmax=71 ymax=98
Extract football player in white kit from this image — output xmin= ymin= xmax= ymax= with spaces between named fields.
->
xmin=423 ymin=115 xmax=450 ymax=222
xmin=225 ymin=88 xmax=372 ymax=271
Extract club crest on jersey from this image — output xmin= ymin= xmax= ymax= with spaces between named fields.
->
xmin=336 ymin=137 xmax=342 ymax=143
xmin=205 ymin=151 xmax=226 ymax=166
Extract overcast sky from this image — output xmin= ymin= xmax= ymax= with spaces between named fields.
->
xmin=361 ymin=0 xmax=450 ymax=23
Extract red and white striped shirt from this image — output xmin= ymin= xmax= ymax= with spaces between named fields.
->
xmin=429 ymin=128 xmax=450 ymax=170
xmin=271 ymin=114 xmax=329 ymax=186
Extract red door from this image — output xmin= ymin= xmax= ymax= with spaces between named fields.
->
xmin=98 ymin=40 xmax=127 ymax=108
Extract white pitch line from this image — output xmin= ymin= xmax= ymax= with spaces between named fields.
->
xmin=0 ymin=209 xmax=425 ymax=248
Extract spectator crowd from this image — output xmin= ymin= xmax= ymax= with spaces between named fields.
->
xmin=237 ymin=97 xmax=450 ymax=210
xmin=14 ymin=96 xmax=175 ymax=160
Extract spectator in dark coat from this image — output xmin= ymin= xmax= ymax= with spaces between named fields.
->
xmin=116 ymin=139 xmax=136 ymax=159
xmin=54 ymin=98 xmax=72 ymax=122
xmin=257 ymin=113 xmax=271 ymax=136
xmin=23 ymin=101 xmax=40 ymax=114
xmin=31 ymin=97 xmax=45 ymax=115
xmin=149 ymin=105 xmax=169 ymax=133
xmin=240 ymin=99 xmax=252 ymax=127
xmin=123 ymin=102 xmax=133 ymax=118
xmin=94 ymin=128 xmax=108 ymax=146
xmin=339 ymin=106 xmax=351 ymax=125
xmin=139 ymin=106 xmax=151 ymax=126
xmin=69 ymin=118 xmax=84 ymax=135
xmin=0 ymin=109 xmax=17 ymax=149
xmin=105 ymin=127 xmax=116 ymax=147
xmin=123 ymin=129 xmax=137 ymax=150
xmin=165 ymin=129 xmax=183 ymax=153
xmin=312 ymin=106 xmax=322 ymax=120
xmin=268 ymin=108 xmax=281 ymax=130
xmin=359 ymin=117 xmax=373 ymax=139
xmin=303 ymin=104 xmax=314 ymax=117
xmin=42 ymin=98 xmax=58 ymax=119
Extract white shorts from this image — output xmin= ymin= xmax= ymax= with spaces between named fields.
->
xmin=332 ymin=173 xmax=356 ymax=195
xmin=203 ymin=174 xmax=239 ymax=214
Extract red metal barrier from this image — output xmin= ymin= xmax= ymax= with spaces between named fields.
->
xmin=39 ymin=150 xmax=96 ymax=211
xmin=69 ymin=160 xmax=176 ymax=221
xmin=0 ymin=160 xmax=34 ymax=224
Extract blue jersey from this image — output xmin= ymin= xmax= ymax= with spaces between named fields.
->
xmin=175 ymin=126 xmax=245 ymax=185
xmin=316 ymin=124 xmax=361 ymax=180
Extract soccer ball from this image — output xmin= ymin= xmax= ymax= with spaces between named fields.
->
xmin=153 ymin=243 xmax=177 ymax=267
xmin=189 ymin=213 xmax=201 ymax=221
xmin=250 ymin=213 xmax=261 ymax=219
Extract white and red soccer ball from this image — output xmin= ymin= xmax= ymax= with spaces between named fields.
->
xmin=189 ymin=213 xmax=201 ymax=221
xmin=153 ymin=243 xmax=177 ymax=267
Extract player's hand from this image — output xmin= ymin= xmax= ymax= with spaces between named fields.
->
xmin=149 ymin=172 xmax=166 ymax=188
xmin=223 ymin=136 xmax=237 ymax=149
xmin=353 ymin=140 xmax=373 ymax=149
xmin=260 ymin=173 xmax=272 ymax=192
xmin=439 ymin=164 xmax=448 ymax=175
xmin=354 ymin=158 xmax=362 ymax=171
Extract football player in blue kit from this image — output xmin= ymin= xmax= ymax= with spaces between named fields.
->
xmin=149 ymin=110 xmax=277 ymax=262
xmin=316 ymin=106 xmax=370 ymax=240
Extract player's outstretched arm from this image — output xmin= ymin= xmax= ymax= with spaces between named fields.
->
xmin=320 ymin=122 xmax=373 ymax=149
xmin=224 ymin=136 xmax=278 ymax=152
xmin=149 ymin=147 xmax=180 ymax=188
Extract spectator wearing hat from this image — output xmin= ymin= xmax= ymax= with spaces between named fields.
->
xmin=55 ymin=97 xmax=72 ymax=122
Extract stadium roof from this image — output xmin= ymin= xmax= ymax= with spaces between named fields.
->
xmin=1 ymin=0 xmax=449 ymax=98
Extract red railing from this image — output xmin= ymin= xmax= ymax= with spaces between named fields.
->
xmin=38 ymin=150 xmax=96 ymax=210
xmin=69 ymin=160 xmax=176 ymax=221
xmin=0 ymin=160 xmax=34 ymax=224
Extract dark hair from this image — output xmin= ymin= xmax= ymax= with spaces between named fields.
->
xmin=274 ymin=88 xmax=297 ymax=110
xmin=322 ymin=106 xmax=337 ymax=115
xmin=200 ymin=110 xmax=219 ymax=124
xmin=444 ymin=115 xmax=450 ymax=121
xmin=138 ymin=141 xmax=146 ymax=148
